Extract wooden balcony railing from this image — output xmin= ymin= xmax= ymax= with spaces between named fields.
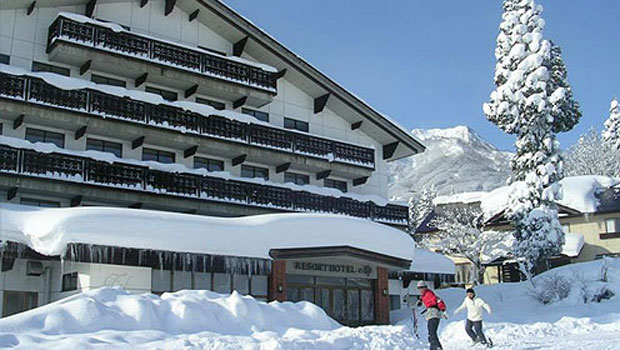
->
xmin=0 ymin=145 xmax=407 ymax=224
xmin=0 ymin=71 xmax=375 ymax=168
xmin=47 ymin=16 xmax=277 ymax=92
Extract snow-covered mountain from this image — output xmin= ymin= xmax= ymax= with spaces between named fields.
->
xmin=388 ymin=126 xmax=512 ymax=200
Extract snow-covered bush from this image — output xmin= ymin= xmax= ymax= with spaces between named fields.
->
xmin=529 ymin=273 xmax=572 ymax=304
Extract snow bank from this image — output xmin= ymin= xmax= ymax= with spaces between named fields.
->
xmin=435 ymin=175 xmax=619 ymax=218
xmin=0 ymin=203 xmax=415 ymax=260
xmin=410 ymin=248 xmax=455 ymax=274
xmin=0 ymin=287 xmax=338 ymax=336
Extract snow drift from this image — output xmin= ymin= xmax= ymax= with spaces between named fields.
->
xmin=0 ymin=287 xmax=338 ymax=336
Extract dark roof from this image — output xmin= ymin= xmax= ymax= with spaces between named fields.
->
xmin=596 ymin=187 xmax=620 ymax=214
xmin=414 ymin=210 xmax=438 ymax=234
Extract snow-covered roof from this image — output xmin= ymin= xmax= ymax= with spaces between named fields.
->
xmin=562 ymin=232 xmax=585 ymax=258
xmin=0 ymin=203 xmax=415 ymax=261
xmin=480 ymin=232 xmax=584 ymax=263
xmin=410 ymin=248 xmax=455 ymax=275
xmin=435 ymin=176 xmax=620 ymax=219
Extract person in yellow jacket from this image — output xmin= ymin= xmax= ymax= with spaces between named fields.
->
xmin=453 ymin=288 xmax=492 ymax=347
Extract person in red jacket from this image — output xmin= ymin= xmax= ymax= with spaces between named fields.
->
xmin=416 ymin=281 xmax=444 ymax=350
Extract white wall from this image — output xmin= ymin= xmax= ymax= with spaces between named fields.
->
xmin=0 ymin=0 xmax=392 ymax=199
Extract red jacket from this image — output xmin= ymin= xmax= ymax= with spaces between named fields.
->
xmin=421 ymin=289 xmax=446 ymax=311
xmin=421 ymin=289 xmax=439 ymax=308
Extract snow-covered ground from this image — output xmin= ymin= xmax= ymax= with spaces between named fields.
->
xmin=2 ymin=258 xmax=620 ymax=349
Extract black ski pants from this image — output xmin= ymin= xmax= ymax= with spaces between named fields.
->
xmin=427 ymin=318 xmax=442 ymax=350
xmin=465 ymin=319 xmax=487 ymax=344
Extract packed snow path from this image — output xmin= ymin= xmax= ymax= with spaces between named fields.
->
xmin=2 ymin=259 xmax=620 ymax=349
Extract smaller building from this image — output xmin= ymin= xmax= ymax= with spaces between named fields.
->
xmin=0 ymin=203 xmax=454 ymax=325
xmin=417 ymin=175 xmax=620 ymax=285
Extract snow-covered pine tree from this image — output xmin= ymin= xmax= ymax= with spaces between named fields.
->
xmin=407 ymin=185 xmax=436 ymax=235
xmin=603 ymin=98 xmax=620 ymax=150
xmin=483 ymin=0 xmax=581 ymax=277
xmin=564 ymin=127 xmax=620 ymax=178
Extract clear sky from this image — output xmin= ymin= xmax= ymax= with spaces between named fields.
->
xmin=223 ymin=0 xmax=619 ymax=151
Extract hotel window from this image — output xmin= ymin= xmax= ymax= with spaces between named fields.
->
xmin=324 ymin=178 xmax=348 ymax=193
xmin=32 ymin=61 xmax=70 ymax=77
xmin=25 ymin=128 xmax=65 ymax=148
xmin=2 ymin=291 xmax=38 ymax=317
xmin=284 ymin=172 xmax=309 ymax=186
xmin=606 ymin=218 xmax=620 ymax=233
xmin=241 ymin=108 xmax=269 ymax=122
xmin=91 ymin=74 xmax=126 ymax=88
xmin=194 ymin=157 xmax=224 ymax=172
xmin=284 ymin=117 xmax=309 ymax=132
xmin=241 ymin=165 xmax=269 ymax=180
xmin=87 ymin=138 xmax=123 ymax=158
xmin=62 ymin=272 xmax=79 ymax=291
xmin=20 ymin=198 xmax=61 ymax=207
xmin=0 ymin=53 xmax=9 ymax=64
xmin=145 ymin=86 xmax=178 ymax=101
xmin=142 ymin=148 xmax=175 ymax=164
xmin=196 ymin=97 xmax=225 ymax=111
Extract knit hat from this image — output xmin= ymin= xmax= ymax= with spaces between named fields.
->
xmin=466 ymin=288 xmax=475 ymax=295
xmin=416 ymin=281 xmax=428 ymax=288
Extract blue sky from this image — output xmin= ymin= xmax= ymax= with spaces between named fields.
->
xmin=223 ymin=0 xmax=620 ymax=151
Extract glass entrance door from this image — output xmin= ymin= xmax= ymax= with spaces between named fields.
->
xmin=286 ymin=275 xmax=375 ymax=326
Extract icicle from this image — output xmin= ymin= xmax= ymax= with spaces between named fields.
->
xmin=122 ymin=249 xmax=126 ymax=265
xmin=203 ymin=255 xmax=207 ymax=273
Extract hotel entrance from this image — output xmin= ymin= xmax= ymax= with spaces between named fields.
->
xmin=268 ymin=246 xmax=412 ymax=326
xmin=286 ymin=275 xmax=375 ymax=326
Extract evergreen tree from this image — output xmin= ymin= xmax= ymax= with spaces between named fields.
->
xmin=603 ymin=98 xmax=620 ymax=150
xmin=407 ymin=185 xmax=436 ymax=234
xmin=483 ymin=0 xmax=581 ymax=276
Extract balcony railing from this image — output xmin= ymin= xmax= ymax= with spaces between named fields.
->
xmin=47 ymin=16 xmax=277 ymax=92
xmin=0 ymin=71 xmax=375 ymax=168
xmin=0 ymin=144 xmax=407 ymax=224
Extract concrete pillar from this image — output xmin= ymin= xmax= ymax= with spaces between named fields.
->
xmin=268 ymin=260 xmax=287 ymax=302
xmin=374 ymin=266 xmax=389 ymax=325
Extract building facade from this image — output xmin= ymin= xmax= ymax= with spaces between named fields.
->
xmin=0 ymin=0 xmax=449 ymax=325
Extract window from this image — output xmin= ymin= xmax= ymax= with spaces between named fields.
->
xmin=87 ymin=138 xmax=123 ymax=157
xmin=145 ymin=86 xmax=178 ymax=101
xmin=284 ymin=172 xmax=309 ymax=185
xmin=194 ymin=157 xmax=224 ymax=172
xmin=2 ymin=291 xmax=38 ymax=317
xmin=62 ymin=272 xmax=78 ymax=291
xmin=196 ymin=97 xmax=225 ymax=110
xmin=241 ymin=165 xmax=269 ymax=180
xmin=284 ymin=117 xmax=309 ymax=132
xmin=32 ymin=61 xmax=70 ymax=76
xmin=25 ymin=128 xmax=65 ymax=148
xmin=142 ymin=148 xmax=175 ymax=163
xmin=20 ymin=198 xmax=61 ymax=207
xmin=0 ymin=53 xmax=9 ymax=64
xmin=606 ymin=219 xmax=620 ymax=233
xmin=241 ymin=108 xmax=269 ymax=122
xmin=91 ymin=74 xmax=126 ymax=88
xmin=324 ymin=178 xmax=348 ymax=193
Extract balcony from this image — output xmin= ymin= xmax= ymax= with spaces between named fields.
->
xmin=0 ymin=70 xmax=375 ymax=169
xmin=46 ymin=15 xmax=277 ymax=107
xmin=0 ymin=144 xmax=407 ymax=225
